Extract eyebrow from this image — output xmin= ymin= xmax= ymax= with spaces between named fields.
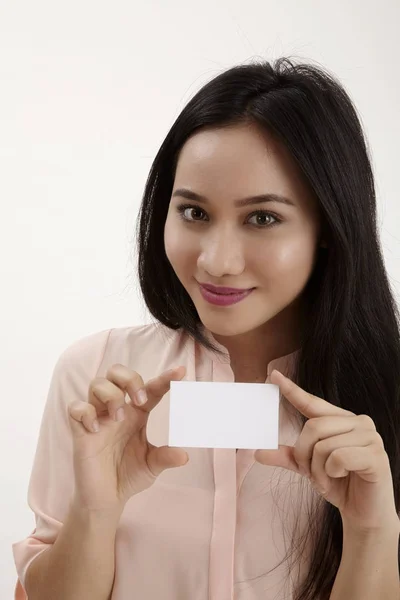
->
xmin=172 ymin=188 xmax=295 ymax=208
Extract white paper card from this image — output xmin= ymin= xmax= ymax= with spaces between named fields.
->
xmin=169 ymin=381 xmax=280 ymax=450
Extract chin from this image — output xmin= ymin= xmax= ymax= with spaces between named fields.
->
xmin=199 ymin=314 xmax=261 ymax=338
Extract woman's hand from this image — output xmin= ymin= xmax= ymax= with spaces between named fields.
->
xmin=68 ymin=364 xmax=189 ymax=513
xmin=254 ymin=370 xmax=399 ymax=533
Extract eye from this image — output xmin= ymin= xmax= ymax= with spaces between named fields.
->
xmin=176 ymin=204 xmax=208 ymax=222
xmin=246 ymin=210 xmax=282 ymax=228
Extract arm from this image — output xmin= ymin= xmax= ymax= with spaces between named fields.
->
xmin=329 ymin=522 xmax=400 ymax=600
xmin=25 ymin=499 xmax=123 ymax=600
xmin=12 ymin=330 xmax=115 ymax=596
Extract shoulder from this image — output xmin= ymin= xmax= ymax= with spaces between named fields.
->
xmin=54 ymin=322 xmax=189 ymax=381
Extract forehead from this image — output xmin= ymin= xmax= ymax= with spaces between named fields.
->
xmin=174 ymin=123 xmax=317 ymax=211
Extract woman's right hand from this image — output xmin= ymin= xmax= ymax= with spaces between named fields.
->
xmin=68 ymin=364 xmax=188 ymax=513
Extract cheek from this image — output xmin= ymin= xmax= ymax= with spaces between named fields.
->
xmin=164 ymin=220 xmax=197 ymax=274
xmin=253 ymin=236 xmax=317 ymax=283
xmin=164 ymin=221 xmax=179 ymax=267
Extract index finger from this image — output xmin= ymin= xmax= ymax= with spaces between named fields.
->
xmin=136 ymin=366 xmax=187 ymax=413
xmin=270 ymin=369 xmax=355 ymax=419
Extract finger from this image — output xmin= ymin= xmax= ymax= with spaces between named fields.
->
xmin=294 ymin=415 xmax=366 ymax=476
xmin=140 ymin=366 xmax=187 ymax=413
xmin=325 ymin=444 xmax=387 ymax=483
xmin=254 ymin=446 xmax=299 ymax=473
xmin=146 ymin=444 xmax=189 ymax=477
xmin=68 ymin=400 xmax=100 ymax=436
xmin=89 ymin=375 xmax=128 ymax=422
xmin=91 ymin=365 xmax=186 ymax=425
xmin=310 ymin=430 xmax=379 ymax=492
xmin=270 ymin=370 xmax=355 ymax=419
xmin=105 ymin=364 xmax=147 ymax=408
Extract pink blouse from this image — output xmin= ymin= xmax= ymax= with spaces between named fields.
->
xmin=12 ymin=323 xmax=318 ymax=599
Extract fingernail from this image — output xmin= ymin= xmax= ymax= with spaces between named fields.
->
xmin=92 ymin=419 xmax=99 ymax=432
xmin=273 ymin=369 xmax=285 ymax=378
xmin=115 ymin=407 xmax=125 ymax=422
xmin=136 ymin=389 xmax=147 ymax=406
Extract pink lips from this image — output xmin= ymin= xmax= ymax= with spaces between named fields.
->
xmin=198 ymin=282 xmax=255 ymax=307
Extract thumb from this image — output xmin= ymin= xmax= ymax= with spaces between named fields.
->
xmin=254 ymin=445 xmax=299 ymax=473
xmin=147 ymin=445 xmax=189 ymax=477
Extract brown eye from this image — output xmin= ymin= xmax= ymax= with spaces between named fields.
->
xmin=247 ymin=211 xmax=281 ymax=228
xmin=177 ymin=204 xmax=208 ymax=222
xmin=185 ymin=207 xmax=205 ymax=220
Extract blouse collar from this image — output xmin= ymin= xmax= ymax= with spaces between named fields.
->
xmin=200 ymin=327 xmax=301 ymax=381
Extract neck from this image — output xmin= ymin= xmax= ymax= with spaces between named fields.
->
xmin=213 ymin=327 xmax=301 ymax=383
xmin=210 ymin=301 xmax=304 ymax=383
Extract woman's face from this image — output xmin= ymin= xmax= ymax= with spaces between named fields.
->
xmin=164 ymin=123 xmax=324 ymax=339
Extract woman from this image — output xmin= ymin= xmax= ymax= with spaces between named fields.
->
xmin=12 ymin=57 xmax=400 ymax=599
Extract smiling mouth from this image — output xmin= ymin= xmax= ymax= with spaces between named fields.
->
xmin=198 ymin=283 xmax=255 ymax=307
xmin=199 ymin=282 xmax=255 ymax=294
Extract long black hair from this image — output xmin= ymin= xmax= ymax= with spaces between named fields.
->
xmin=136 ymin=57 xmax=400 ymax=599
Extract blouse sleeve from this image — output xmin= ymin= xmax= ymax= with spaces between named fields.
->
xmin=12 ymin=329 xmax=112 ymax=599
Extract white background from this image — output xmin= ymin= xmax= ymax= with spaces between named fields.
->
xmin=1 ymin=0 xmax=399 ymax=596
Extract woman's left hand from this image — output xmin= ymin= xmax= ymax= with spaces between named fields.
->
xmin=254 ymin=370 xmax=399 ymax=532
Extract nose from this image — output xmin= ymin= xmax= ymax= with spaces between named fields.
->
xmin=197 ymin=227 xmax=245 ymax=278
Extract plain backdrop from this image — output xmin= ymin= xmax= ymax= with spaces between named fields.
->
xmin=1 ymin=0 xmax=399 ymax=595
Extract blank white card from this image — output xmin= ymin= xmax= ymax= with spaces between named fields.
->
xmin=169 ymin=381 xmax=280 ymax=450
